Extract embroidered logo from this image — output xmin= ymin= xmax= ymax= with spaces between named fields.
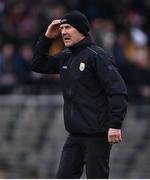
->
xmin=79 ymin=62 xmax=85 ymax=71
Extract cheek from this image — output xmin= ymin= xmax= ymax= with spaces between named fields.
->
xmin=71 ymin=34 xmax=77 ymax=42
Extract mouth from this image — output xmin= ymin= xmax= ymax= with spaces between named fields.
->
xmin=63 ymin=36 xmax=71 ymax=41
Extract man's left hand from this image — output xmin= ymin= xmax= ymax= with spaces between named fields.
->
xmin=108 ymin=128 xmax=122 ymax=144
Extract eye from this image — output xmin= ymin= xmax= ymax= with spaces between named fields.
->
xmin=65 ymin=25 xmax=71 ymax=29
xmin=60 ymin=25 xmax=72 ymax=31
xmin=60 ymin=26 xmax=63 ymax=30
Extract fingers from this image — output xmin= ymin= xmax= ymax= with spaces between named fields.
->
xmin=51 ymin=19 xmax=61 ymax=27
xmin=45 ymin=19 xmax=61 ymax=39
xmin=108 ymin=128 xmax=122 ymax=144
xmin=109 ymin=135 xmax=122 ymax=144
xmin=49 ymin=19 xmax=61 ymax=31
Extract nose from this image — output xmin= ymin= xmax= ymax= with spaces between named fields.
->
xmin=61 ymin=27 xmax=67 ymax=35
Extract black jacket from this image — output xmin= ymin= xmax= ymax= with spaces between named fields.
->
xmin=31 ymin=35 xmax=128 ymax=135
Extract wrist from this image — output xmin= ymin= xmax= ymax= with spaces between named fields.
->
xmin=45 ymin=32 xmax=54 ymax=39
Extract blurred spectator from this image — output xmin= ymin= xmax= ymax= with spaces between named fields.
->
xmin=13 ymin=44 xmax=33 ymax=84
xmin=0 ymin=43 xmax=17 ymax=93
xmin=91 ymin=18 xmax=116 ymax=52
xmin=0 ymin=0 xmax=149 ymax=101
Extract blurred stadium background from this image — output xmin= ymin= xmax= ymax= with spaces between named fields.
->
xmin=0 ymin=0 xmax=150 ymax=178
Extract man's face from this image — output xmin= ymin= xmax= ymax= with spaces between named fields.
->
xmin=60 ymin=23 xmax=85 ymax=47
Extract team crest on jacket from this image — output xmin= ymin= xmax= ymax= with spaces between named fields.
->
xmin=79 ymin=62 xmax=85 ymax=71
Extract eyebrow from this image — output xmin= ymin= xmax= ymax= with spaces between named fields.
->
xmin=60 ymin=25 xmax=69 ymax=31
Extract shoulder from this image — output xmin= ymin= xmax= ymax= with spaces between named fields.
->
xmin=86 ymin=45 xmax=117 ymax=66
xmin=87 ymin=45 xmax=111 ymax=58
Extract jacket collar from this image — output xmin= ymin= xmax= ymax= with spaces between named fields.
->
xmin=68 ymin=35 xmax=93 ymax=54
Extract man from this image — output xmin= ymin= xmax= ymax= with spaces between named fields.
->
xmin=31 ymin=11 xmax=128 ymax=178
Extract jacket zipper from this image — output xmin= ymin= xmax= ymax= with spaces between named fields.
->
xmin=68 ymin=53 xmax=74 ymax=124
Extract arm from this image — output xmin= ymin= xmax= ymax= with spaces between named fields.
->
xmin=31 ymin=20 xmax=63 ymax=74
xmin=95 ymin=53 xmax=128 ymax=144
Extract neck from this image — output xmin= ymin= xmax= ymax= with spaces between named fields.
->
xmin=68 ymin=35 xmax=93 ymax=53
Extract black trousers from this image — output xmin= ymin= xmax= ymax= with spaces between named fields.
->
xmin=56 ymin=134 xmax=111 ymax=179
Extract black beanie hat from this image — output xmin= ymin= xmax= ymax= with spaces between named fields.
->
xmin=61 ymin=11 xmax=90 ymax=36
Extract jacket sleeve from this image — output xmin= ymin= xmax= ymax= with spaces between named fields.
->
xmin=95 ymin=53 xmax=128 ymax=129
xmin=31 ymin=35 xmax=64 ymax=74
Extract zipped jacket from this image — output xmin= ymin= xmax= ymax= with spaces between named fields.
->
xmin=31 ymin=35 xmax=128 ymax=134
